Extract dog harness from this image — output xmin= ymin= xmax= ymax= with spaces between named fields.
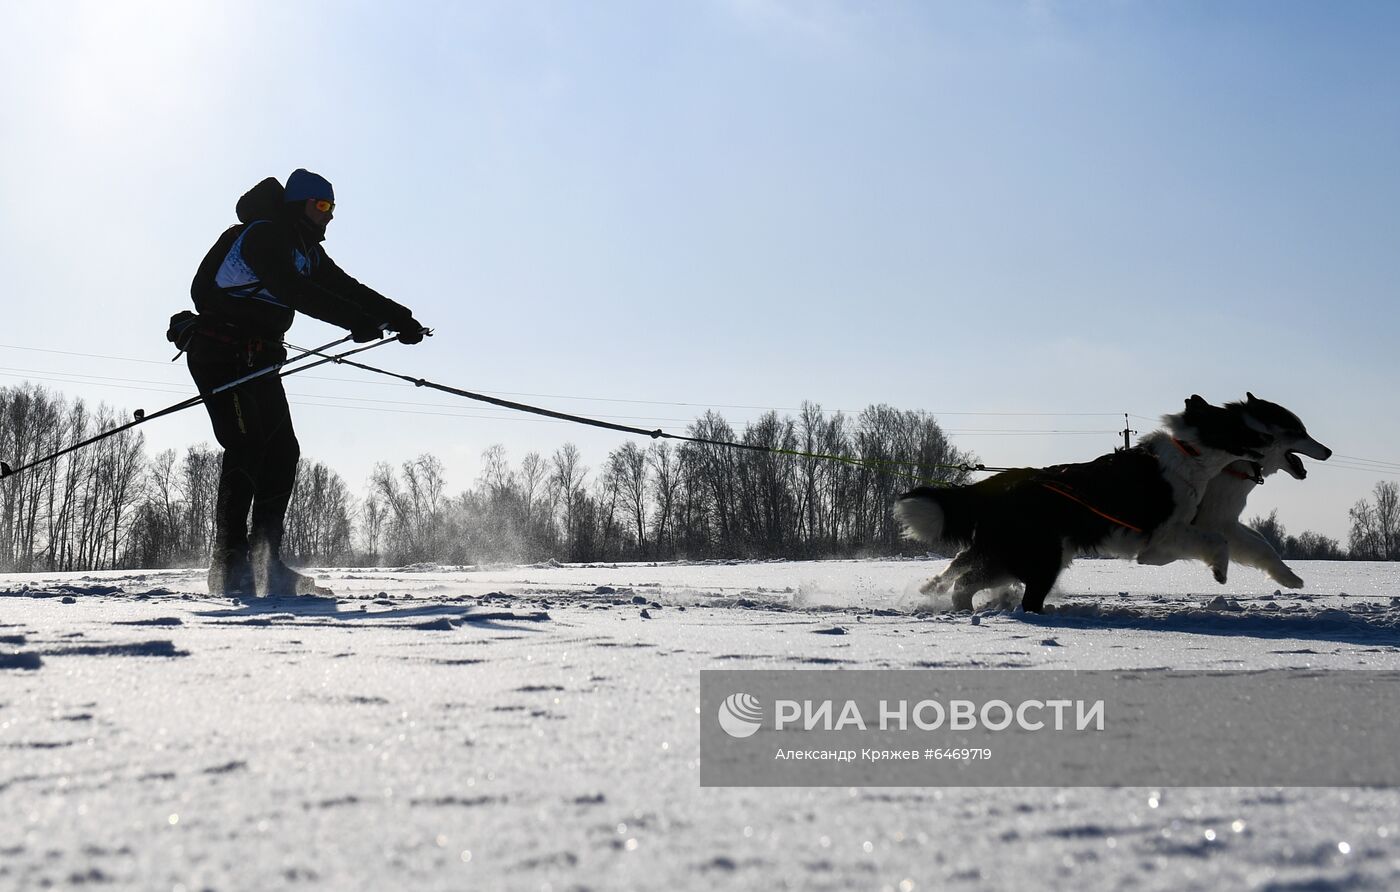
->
xmin=1171 ymin=437 xmax=1201 ymax=457
xmin=1038 ymin=482 xmax=1145 ymax=534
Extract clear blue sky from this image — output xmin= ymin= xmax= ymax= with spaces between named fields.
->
xmin=2 ymin=1 xmax=1397 ymax=542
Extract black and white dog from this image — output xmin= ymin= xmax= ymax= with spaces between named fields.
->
xmin=1137 ymin=393 xmax=1331 ymax=588
xmin=895 ymin=396 xmax=1270 ymax=613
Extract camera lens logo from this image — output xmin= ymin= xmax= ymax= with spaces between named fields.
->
xmin=718 ymin=693 xmax=763 ymax=739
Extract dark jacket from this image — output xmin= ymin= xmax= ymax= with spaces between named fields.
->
xmin=191 ymin=204 xmax=413 ymax=342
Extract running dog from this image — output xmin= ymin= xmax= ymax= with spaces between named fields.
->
xmin=1137 ymin=393 xmax=1331 ymax=588
xmin=894 ymin=396 xmax=1270 ymax=613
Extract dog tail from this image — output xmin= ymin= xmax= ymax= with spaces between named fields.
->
xmin=895 ymin=486 xmax=959 ymax=545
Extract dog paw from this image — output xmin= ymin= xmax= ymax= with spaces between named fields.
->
xmin=1136 ymin=549 xmax=1170 ymax=567
xmin=1212 ymin=565 xmax=1229 ymax=584
xmin=1275 ymin=570 xmax=1304 ymax=589
xmin=923 ymin=576 xmax=958 ymax=595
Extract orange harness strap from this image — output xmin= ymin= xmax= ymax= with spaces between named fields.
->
xmin=1171 ymin=437 xmax=1201 ymax=457
xmin=1039 ymin=482 xmax=1145 ymax=534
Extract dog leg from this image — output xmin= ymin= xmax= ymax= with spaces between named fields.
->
xmin=920 ymin=548 xmax=976 ymax=595
xmin=1198 ymin=529 xmax=1230 ymax=583
xmin=947 ymin=570 xmax=989 ymax=611
xmin=1020 ymin=575 xmax=1055 ymax=613
xmin=920 ymin=570 xmax=957 ymax=596
xmin=1137 ymin=527 xmax=1194 ymax=567
xmin=1227 ymin=524 xmax=1305 ymax=588
xmin=1019 ymin=551 xmax=1064 ymax=613
xmin=944 ymin=563 xmax=1002 ymax=612
xmin=1135 ymin=541 xmax=1179 ymax=566
xmin=1141 ymin=525 xmax=1230 ymax=582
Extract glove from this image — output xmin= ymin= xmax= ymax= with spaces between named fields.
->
xmin=395 ymin=316 xmax=426 ymax=345
xmin=351 ymin=323 xmax=384 ymax=343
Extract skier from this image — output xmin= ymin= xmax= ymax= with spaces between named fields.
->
xmin=182 ymin=169 xmax=425 ymax=597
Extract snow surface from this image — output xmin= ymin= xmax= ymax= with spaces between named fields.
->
xmin=3 ymin=558 xmax=1399 ymax=890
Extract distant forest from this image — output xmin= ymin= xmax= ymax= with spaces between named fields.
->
xmin=1 ymin=382 xmax=1396 ymax=572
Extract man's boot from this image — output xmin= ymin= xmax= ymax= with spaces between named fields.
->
xmin=209 ymin=452 xmax=256 ymax=597
xmin=208 ymin=545 xmax=255 ymax=597
xmin=250 ymin=521 xmax=329 ymax=597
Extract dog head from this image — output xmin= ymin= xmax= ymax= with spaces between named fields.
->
xmin=1169 ymin=395 xmax=1272 ymax=459
xmin=1229 ymin=392 xmax=1332 ymax=480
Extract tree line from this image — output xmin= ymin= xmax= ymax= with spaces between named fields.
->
xmin=2 ymin=382 xmax=1398 ymax=571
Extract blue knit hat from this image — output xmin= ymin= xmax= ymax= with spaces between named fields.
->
xmin=285 ymin=169 xmax=335 ymax=203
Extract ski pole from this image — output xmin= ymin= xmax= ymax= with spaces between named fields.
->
xmin=206 ymin=333 xmax=355 ymax=396
xmin=276 ymin=329 xmax=406 ymax=378
xmin=0 ymin=333 xmax=392 ymax=481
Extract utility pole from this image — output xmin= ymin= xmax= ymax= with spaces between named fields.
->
xmin=1117 ymin=414 xmax=1137 ymax=452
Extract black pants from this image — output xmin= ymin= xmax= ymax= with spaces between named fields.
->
xmin=187 ymin=340 xmax=300 ymax=556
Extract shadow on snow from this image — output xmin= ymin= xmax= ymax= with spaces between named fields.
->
xmin=1008 ymin=602 xmax=1400 ymax=647
xmin=193 ymin=596 xmax=551 ymax=632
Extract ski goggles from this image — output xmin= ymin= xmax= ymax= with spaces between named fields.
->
xmin=312 ymin=199 xmax=335 ymax=213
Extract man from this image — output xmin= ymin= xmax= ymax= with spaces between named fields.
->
xmin=186 ymin=169 xmax=425 ymax=597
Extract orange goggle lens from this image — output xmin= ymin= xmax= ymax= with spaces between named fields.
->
xmin=313 ymin=199 xmax=335 ymax=213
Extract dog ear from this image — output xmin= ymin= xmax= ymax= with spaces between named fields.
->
xmin=1187 ymin=394 xmax=1207 ymax=407
xmin=1246 ymin=392 xmax=1257 ymax=403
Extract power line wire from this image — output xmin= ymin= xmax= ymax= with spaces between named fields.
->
xmin=0 ymin=343 xmax=1129 ymax=416
xmin=5 ymin=344 xmax=1399 ymax=469
xmin=1333 ymin=453 xmax=1400 ymax=472
xmin=0 ymin=370 xmax=1130 ymax=437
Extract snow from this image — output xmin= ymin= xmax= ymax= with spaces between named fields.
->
xmin=2 ymin=558 xmax=1399 ymax=890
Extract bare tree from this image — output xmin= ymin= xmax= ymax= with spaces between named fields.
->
xmin=647 ymin=442 xmax=682 ymax=557
xmin=479 ymin=444 xmax=515 ymax=502
xmin=178 ymin=446 xmax=221 ymax=561
xmin=687 ymin=412 xmax=739 ymax=553
xmin=97 ymin=416 xmax=146 ymax=569
xmin=285 ymin=459 xmax=355 ymax=564
xmin=1349 ymin=481 xmax=1400 ymax=560
xmin=517 ymin=451 xmax=550 ymax=553
xmin=1287 ymin=530 xmax=1345 ymax=561
xmin=0 ymin=385 xmax=65 ymax=570
xmin=467 ymin=445 xmax=527 ymax=562
xmin=550 ymin=444 xmax=587 ymax=559
xmin=371 ymin=454 xmax=450 ymax=563
xmin=1249 ymin=509 xmax=1288 ymax=556
xmin=607 ymin=441 xmax=649 ymax=556
xmin=360 ymin=492 xmax=386 ymax=563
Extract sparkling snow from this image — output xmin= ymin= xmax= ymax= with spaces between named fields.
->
xmin=2 ymin=559 xmax=1399 ymax=890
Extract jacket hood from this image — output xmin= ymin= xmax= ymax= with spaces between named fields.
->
xmin=236 ymin=177 xmax=285 ymax=223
